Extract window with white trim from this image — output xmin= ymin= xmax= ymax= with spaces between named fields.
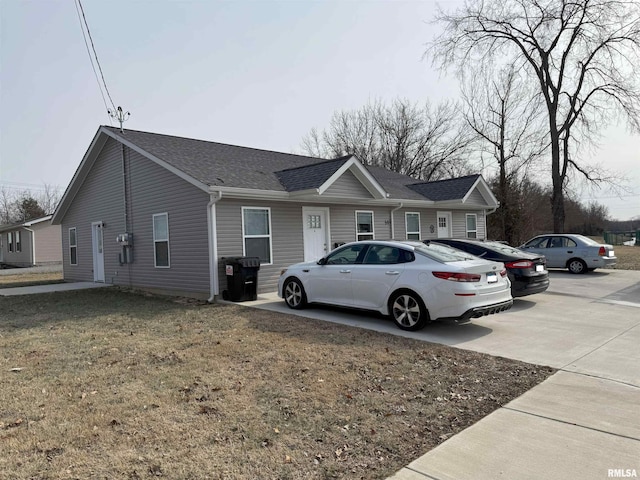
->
xmin=15 ymin=231 xmax=21 ymax=252
xmin=8 ymin=232 xmax=13 ymax=252
xmin=356 ymin=211 xmax=374 ymax=240
xmin=153 ymin=213 xmax=170 ymax=268
xmin=242 ymin=207 xmax=272 ymax=264
xmin=405 ymin=212 xmax=420 ymax=240
xmin=69 ymin=227 xmax=77 ymax=265
xmin=466 ymin=214 xmax=478 ymax=239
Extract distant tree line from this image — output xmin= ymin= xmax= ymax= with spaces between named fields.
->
xmin=0 ymin=185 xmax=61 ymax=225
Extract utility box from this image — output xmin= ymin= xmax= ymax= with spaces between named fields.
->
xmin=222 ymin=257 xmax=261 ymax=302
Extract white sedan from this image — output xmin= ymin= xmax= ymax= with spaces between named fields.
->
xmin=278 ymin=240 xmax=513 ymax=331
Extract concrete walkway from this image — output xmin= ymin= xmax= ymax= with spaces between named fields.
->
xmin=0 ymin=282 xmax=111 ymax=296
xmin=240 ymin=269 xmax=640 ymax=480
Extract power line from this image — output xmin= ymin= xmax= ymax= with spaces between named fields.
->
xmin=74 ymin=0 xmax=116 ymax=114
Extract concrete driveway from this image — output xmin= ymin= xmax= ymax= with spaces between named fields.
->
xmin=242 ymin=269 xmax=640 ymax=479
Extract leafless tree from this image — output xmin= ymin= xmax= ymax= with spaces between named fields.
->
xmin=36 ymin=183 xmax=62 ymax=216
xmin=463 ymin=64 xmax=548 ymax=243
xmin=0 ymin=186 xmax=16 ymax=225
xmin=429 ymin=0 xmax=640 ymax=232
xmin=302 ymin=99 xmax=475 ymax=181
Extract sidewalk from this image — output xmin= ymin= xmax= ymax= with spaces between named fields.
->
xmin=0 ymin=282 xmax=110 ymax=296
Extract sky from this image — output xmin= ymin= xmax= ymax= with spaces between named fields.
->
xmin=1 ymin=0 xmax=638 ymax=221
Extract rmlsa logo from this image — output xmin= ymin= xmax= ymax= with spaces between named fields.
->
xmin=609 ymin=469 xmax=638 ymax=478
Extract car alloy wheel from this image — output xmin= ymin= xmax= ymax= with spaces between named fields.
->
xmin=284 ymin=278 xmax=307 ymax=309
xmin=390 ymin=291 xmax=429 ymax=331
xmin=568 ymin=259 xmax=587 ymax=274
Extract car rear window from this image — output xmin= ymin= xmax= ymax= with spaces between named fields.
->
xmin=414 ymin=242 xmax=477 ymax=262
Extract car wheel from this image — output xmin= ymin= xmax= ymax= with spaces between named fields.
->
xmin=389 ymin=291 xmax=430 ymax=331
xmin=283 ymin=278 xmax=307 ymax=309
xmin=568 ymin=258 xmax=588 ymax=274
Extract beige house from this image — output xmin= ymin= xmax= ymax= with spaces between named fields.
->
xmin=0 ymin=215 xmax=62 ymax=267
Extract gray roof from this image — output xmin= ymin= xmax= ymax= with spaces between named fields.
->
xmin=408 ymin=175 xmax=481 ymax=201
xmin=103 ymin=127 xmax=482 ymax=201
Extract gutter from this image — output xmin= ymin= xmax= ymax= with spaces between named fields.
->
xmin=207 ymin=191 xmax=223 ymax=303
xmin=390 ymin=203 xmax=403 ymax=240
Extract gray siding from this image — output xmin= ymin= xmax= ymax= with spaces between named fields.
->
xmin=31 ymin=223 xmax=62 ymax=264
xmin=452 ymin=210 xmax=487 ymax=239
xmin=60 ymin=137 xmax=210 ymax=293
xmin=0 ymin=228 xmax=33 ymax=266
xmin=323 ymin=171 xmax=374 ymax=198
xmin=216 ymin=199 xmax=304 ymax=294
xmin=390 ymin=209 xmax=438 ymax=241
xmin=465 ymin=188 xmax=488 ymax=206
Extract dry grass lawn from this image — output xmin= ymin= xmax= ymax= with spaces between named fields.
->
xmin=611 ymin=245 xmax=640 ymax=270
xmin=0 ymin=287 xmax=554 ymax=479
xmin=0 ymin=271 xmax=64 ymax=288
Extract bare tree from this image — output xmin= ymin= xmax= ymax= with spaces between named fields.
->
xmin=0 ymin=186 xmax=16 ymax=225
xmin=36 ymin=183 xmax=62 ymax=215
xmin=301 ymin=99 xmax=474 ymax=181
xmin=463 ymin=64 xmax=548 ymax=243
xmin=429 ymin=0 xmax=640 ymax=232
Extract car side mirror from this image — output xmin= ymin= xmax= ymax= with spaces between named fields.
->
xmin=317 ymin=257 xmax=327 ymax=266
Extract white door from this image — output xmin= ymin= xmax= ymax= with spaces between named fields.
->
xmin=92 ymin=222 xmax=105 ymax=282
xmin=303 ymin=207 xmax=329 ymax=262
xmin=437 ymin=212 xmax=452 ymax=238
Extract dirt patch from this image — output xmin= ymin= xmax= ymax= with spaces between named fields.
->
xmin=0 ymin=288 xmax=554 ymax=479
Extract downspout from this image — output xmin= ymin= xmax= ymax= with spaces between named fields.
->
xmin=207 ymin=191 xmax=223 ymax=303
xmin=390 ymin=203 xmax=403 ymax=240
xmin=24 ymin=228 xmax=35 ymax=265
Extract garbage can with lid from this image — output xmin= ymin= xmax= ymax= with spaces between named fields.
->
xmin=222 ymin=257 xmax=261 ymax=302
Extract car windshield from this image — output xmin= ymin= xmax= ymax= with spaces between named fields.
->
xmin=414 ymin=242 xmax=477 ymax=262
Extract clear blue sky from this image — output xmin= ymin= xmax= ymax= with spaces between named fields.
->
xmin=1 ymin=0 xmax=638 ymax=220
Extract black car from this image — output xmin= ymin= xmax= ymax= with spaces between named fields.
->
xmin=430 ymin=239 xmax=549 ymax=297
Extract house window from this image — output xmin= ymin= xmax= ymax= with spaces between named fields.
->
xmin=356 ymin=211 xmax=374 ymax=240
xmin=69 ymin=227 xmax=77 ymax=265
xmin=15 ymin=231 xmax=21 ymax=252
xmin=466 ymin=214 xmax=478 ymax=239
xmin=8 ymin=232 xmax=13 ymax=252
xmin=405 ymin=212 xmax=421 ymax=240
xmin=242 ymin=207 xmax=272 ymax=264
xmin=153 ymin=213 xmax=170 ymax=268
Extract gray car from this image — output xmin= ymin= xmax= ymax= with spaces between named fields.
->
xmin=520 ymin=234 xmax=617 ymax=274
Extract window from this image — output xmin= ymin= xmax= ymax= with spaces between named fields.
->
xmin=466 ymin=214 xmax=477 ymax=239
xmin=8 ymin=232 xmax=13 ymax=252
xmin=15 ymin=231 xmax=21 ymax=252
xmin=242 ymin=207 xmax=272 ymax=264
xmin=153 ymin=213 xmax=170 ymax=268
xmin=69 ymin=228 xmax=77 ymax=265
xmin=363 ymin=245 xmax=404 ymax=265
xmin=405 ymin=212 xmax=420 ymax=240
xmin=326 ymin=244 xmax=366 ymax=265
xmin=356 ymin=211 xmax=374 ymax=240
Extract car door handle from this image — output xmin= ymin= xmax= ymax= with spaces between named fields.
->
xmin=385 ymin=271 xmax=400 ymax=275
xmin=567 ymin=251 xmax=573 ymax=254
xmin=340 ymin=269 xmax=351 ymax=274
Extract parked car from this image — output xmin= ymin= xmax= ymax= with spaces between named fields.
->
xmin=278 ymin=240 xmax=513 ymax=331
xmin=432 ymin=238 xmax=549 ymax=297
xmin=520 ymin=234 xmax=617 ymax=274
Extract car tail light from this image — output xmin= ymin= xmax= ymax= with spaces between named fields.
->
xmin=505 ymin=260 xmax=533 ymax=269
xmin=433 ymin=272 xmax=481 ymax=282
xmin=598 ymin=246 xmax=606 ymax=256
xmin=500 ymin=269 xmax=507 ymax=277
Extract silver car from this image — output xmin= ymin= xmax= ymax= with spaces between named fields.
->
xmin=520 ymin=234 xmax=616 ymax=274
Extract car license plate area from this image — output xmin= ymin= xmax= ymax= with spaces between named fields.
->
xmin=609 ymin=250 xmax=615 ymax=257
xmin=486 ymin=273 xmax=497 ymax=283
xmin=536 ymin=264 xmax=544 ymax=272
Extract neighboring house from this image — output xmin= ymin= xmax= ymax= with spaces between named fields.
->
xmin=0 ymin=215 xmax=62 ymax=267
xmin=51 ymin=126 xmax=499 ymax=299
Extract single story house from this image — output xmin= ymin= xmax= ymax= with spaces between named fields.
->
xmin=51 ymin=126 xmax=499 ymax=299
xmin=0 ymin=215 xmax=62 ymax=267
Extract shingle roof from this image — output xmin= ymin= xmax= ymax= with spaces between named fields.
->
xmin=102 ymin=127 xmax=484 ymax=202
xmin=408 ymin=175 xmax=481 ymax=201
xmin=275 ymin=157 xmax=350 ymax=192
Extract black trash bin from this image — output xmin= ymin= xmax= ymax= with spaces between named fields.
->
xmin=222 ymin=257 xmax=261 ymax=302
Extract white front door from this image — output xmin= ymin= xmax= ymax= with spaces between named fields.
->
xmin=92 ymin=222 xmax=105 ymax=282
xmin=437 ymin=211 xmax=452 ymax=238
xmin=303 ymin=207 xmax=330 ymax=262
